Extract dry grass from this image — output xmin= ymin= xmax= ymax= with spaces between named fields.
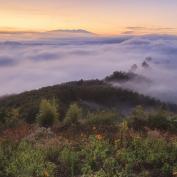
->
xmin=0 ymin=123 xmax=34 ymax=142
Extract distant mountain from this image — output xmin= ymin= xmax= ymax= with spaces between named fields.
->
xmin=48 ymin=29 xmax=94 ymax=34
xmin=0 ymin=29 xmax=93 ymax=34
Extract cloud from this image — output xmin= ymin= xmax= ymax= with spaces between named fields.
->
xmin=125 ymin=26 xmax=177 ymax=34
xmin=30 ymin=52 xmax=62 ymax=61
xmin=0 ymin=56 xmax=17 ymax=66
xmin=0 ymin=32 xmax=177 ymax=103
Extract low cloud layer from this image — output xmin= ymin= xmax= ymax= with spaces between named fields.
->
xmin=0 ymin=32 xmax=177 ymax=103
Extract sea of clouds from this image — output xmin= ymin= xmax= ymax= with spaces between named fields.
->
xmin=0 ymin=31 xmax=177 ymax=103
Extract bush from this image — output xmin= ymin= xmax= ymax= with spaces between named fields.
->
xmin=0 ymin=141 xmax=15 ymax=177
xmin=117 ymin=137 xmax=177 ymax=177
xmin=148 ymin=113 xmax=170 ymax=131
xmin=128 ymin=108 xmax=177 ymax=133
xmin=47 ymin=146 xmax=80 ymax=177
xmin=5 ymin=108 xmax=21 ymax=128
xmin=6 ymin=141 xmax=55 ymax=177
xmin=37 ymin=99 xmax=59 ymax=127
xmin=87 ymin=111 xmax=118 ymax=127
xmin=60 ymin=147 xmax=79 ymax=177
xmin=128 ymin=106 xmax=148 ymax=131
xmin=81 ymin=136 xmax=112 ymax=175
xmin=147 ymin=111 xmax=177 ymax=132
xmin=64 ymin=103 xmax=82 ymax=126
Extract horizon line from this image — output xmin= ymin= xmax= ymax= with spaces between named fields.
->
xmin=0 ymin=27 xmax=177 ymax=36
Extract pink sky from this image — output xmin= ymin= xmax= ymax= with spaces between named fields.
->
xmin=0 ymin=0 xmax=177 ymax=34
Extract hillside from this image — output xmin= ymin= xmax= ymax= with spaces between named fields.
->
xmin=0 ymin=71 xmax=177 ymax=177
xmin=0 ymin=71 xmax=173 ymax=123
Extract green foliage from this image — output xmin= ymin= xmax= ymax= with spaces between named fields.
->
xmin=0 ymin=74 xmax=176 ymax=177
xmin=5 ymin=108 xmax=20 ymax=128
xmin=119 ymin=121 xmax=130 ymax=148
xmin=80 ymin=132 xmax=177 ymax=177
xmin=0 ymin=124 xmax=176 ymax=177
xmin=37 ymin=99 xmax=59 ymax=127
xmin=128 ymin=108 xmax=177 ymax=133
xmin=60 ymin=147 xmax=79 ymax=177
xmin=46 ymin=146 xmax=80 ymax=177
xmin=0 ymin=141 xmax=55 ymax=177
xmin=0 ymin=77 xmax=164 ymax=123
xmin=147 ymin=110 xmax=177 ymax=132
xmin=128 ymin=105 xmax=148 ymax=131
xmin=87 ymin=111 xmax=118 ymax=126
xmin=0 ymin=108 xmax=22 ymax=131
xmin=0 ymin=141 xmax=15 ymax=177
xmin=6 ymin=141 xmax=55 ymax=177
xmin=45 ymin=147 xmax=61 ymax=164
xmin=81 ymin=136 xmax=112 ymax=175
xmin=117 ymin=137 xmax=177 ymax=177
xmin=64 ymin=103 xmax=82 ymax=126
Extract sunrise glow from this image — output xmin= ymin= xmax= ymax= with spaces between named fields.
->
xmin=0 ymin=0 xmax=177 ymax=35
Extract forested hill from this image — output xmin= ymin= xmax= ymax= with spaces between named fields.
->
xmin=0 ymin=71 xmax=176 ymax=123
xmin=0 ymin=72 xmax=177 ymax=177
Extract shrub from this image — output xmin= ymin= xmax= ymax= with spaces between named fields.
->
xmin=147 ymin=111 xmax=177 ymax=132
xmin=117 ymin=137 xmax=177 ymax=177
xmin=128 ymin=106 xmax=148 ymax=131
xmin=5 ymin=108 xmax=20 ymax=128
xmin=128 ymin=108 xmax=177 ymax=133
xmin=148 ymin=113 xmax=170 ymax=131
xmin=37 ymin=99 xmax=59 ymax=127
xmin=81 ymin=136 xmax=112 ymax=175
xmin=87 ymin=111 xmax=118 ymax=127
xmin=64 ymin=103 xmax=82 ymax=126
xmin=51 ymin=147 xmax=80 ymax=177
xmin=0 ymin=141 xmax=15 ymax=177
xmin=6 ymin=141 xmax=55 ymax=177
xmin=59 ymin=147 xmax=79 ymax=177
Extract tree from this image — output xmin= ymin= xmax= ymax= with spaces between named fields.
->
xmin=5 ymin=108 xmax=20 ymax=128
xmin=64 ymin=103 xmax=82 ymax=126
xmin=128 ymin=105 xmax=147 ymax=131
xmin=36 ymin=99 xmax=59 ymax=127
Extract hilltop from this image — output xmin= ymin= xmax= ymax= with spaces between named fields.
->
xmin=0 ymin=71 xmax=177 ymax=177
xmin=0 ymin=71 xmax=174 ymax=123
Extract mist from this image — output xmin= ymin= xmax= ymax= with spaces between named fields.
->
xmin=0 ymin=31 xmax=177 ymax=103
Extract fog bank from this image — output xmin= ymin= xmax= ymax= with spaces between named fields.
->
xmin=0 ymin=31 xmax=177 ymax=103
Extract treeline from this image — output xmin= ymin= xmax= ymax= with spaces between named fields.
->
xmin=104 ymin=71 xmax=150 ymax=83
xmin=0 ymin=78 xmax=171 ymax=125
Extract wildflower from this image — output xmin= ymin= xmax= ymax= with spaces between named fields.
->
xmin=96 ymin=134 xmax=103 ymax=140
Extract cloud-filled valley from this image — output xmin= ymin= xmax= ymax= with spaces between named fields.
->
xmin=0 ymin=31 xmax=177 ymax=103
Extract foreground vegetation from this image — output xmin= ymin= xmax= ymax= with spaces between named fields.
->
xmin=0 ymin=73 xmax=177 ymax=177
xmin=0 ymin=98 xmax=177 ymax=177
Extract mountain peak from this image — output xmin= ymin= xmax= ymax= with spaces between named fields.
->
xmin=48 ymin=29 xmax=93 ymax=34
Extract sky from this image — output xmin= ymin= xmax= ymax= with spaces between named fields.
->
xmin=0 ymin=0 xmax=177 ymax=34
xmin=1 ymin=0 xmax=177 ymax=104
